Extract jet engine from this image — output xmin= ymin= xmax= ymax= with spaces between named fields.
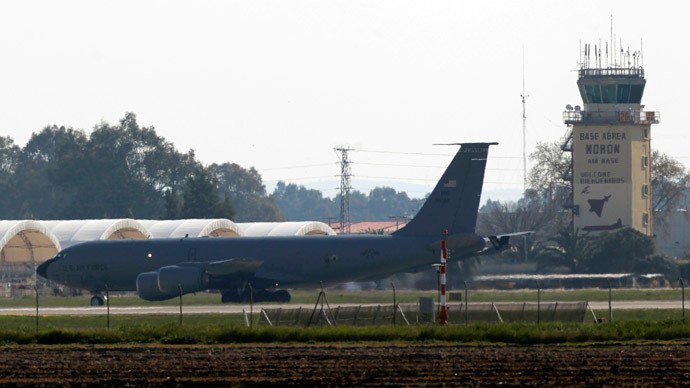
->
xmin=136 ymin=266 xmax=210 ymax=301
xmin=158 ymin=265 xmax=210 ymax=295
xmin=136 ymin=271 xmax=174 ymax=301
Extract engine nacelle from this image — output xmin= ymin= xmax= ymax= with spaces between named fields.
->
xmin=136 ymin=271 xmax=177 ymax=301
xmin=157 ymin=265 xmax=210 ymax=295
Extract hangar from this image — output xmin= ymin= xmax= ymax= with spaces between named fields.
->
xmin=139 ymin=219 xmax=243 ymax=238
xmin=0 ymin=220 xmax=62 ymax=265
xmin=238 ymin=221 xmax=335 ymax=236
xmin=0 ymin=220 xmax=62 ymax=285
xmin=42 ymin=219 xmax=150 ymax=249
xmin=0 ymin=219 xmax=334 ymax=288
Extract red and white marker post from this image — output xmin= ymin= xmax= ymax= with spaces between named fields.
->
xmin=439 ymin=230 xmax=449 ymax=325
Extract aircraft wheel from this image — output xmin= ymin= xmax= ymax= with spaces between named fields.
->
xmin=90 ymin=295 xmax=106 ymax=306
xmin=272 ymin=290 xmax=291 ymax=303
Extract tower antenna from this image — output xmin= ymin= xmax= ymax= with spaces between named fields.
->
xmin=521 ymin=49 xmax=529 ymax=191
xmin=335 ymin=146 xmax=354 ymax=234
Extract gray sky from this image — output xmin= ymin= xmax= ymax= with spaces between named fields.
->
xmin=1 ymin=1 xmax=687 ymax=201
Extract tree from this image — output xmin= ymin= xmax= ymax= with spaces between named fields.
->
xmin=271 ymin=182 xmax=337 ymax=221
xmin=534 ymin=227 xmax=597 ymax=273
xmin=587 ymin=228 xmax=656 ymax=273
xmin=210 ymin=163 xmax=283 ymax=222
xmin=651 ymin=149 xmax=690 ymax=227
xmin=181 ymin=166 xmax=235 ymax=219
xmin=50 ymin=113 xmax=198 ymax=219
xmin=0 ymin=136 xmax=21 ymax=217
xmin=364 ymin=187 xmax=423 ymax=221
xmin=527 ymin=141 xmax=572 ymax=211
xmin=163 ymin=188 xmax=181 ymax=219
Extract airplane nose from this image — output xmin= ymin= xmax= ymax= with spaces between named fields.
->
xmin=36 ymin=258 xmax=54 ymax=279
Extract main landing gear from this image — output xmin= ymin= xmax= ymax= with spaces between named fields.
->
xmin=90 ymin=293 xmax=107 ymax=306
xmin=221 ymin=288 xmax=291 ymax=303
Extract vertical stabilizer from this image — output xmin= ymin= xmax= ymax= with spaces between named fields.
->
xmin=393 ymin=143 xmax=496 ymax=236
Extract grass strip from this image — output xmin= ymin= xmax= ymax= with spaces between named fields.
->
xmin=1 ymin=288 xmax=686 ymax=308
xmin=2 ymin=320 xmax=690 ymax=345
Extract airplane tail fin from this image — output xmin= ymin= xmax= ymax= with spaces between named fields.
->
xmin=393 ymin=142 xmax=496 ymax=237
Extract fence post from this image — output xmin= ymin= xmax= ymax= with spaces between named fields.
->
xmin=177 ymin=284 xmax=183 ymax=326
xmin=391 ymin=282 xmax=396 ymax=326
xmin=248 ymin=282 xmax=254 ymax=327
xmin=681 ymin=278 xmax=685 ymax=323
xmin=463 ymin=281 xmax=468 ymax=326
xmin=607 ymin=279 xmax=613 ymax=323
xmin=33 ymin=285 xmax=38 ymax=331
xmin=536 ymin=280 xmax=540 ymax=326
xmin=105 ymin=285 xmax=110 ymax=330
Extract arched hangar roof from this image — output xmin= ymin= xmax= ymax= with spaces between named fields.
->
xmin=139 ymin=219 xmax=243 ymax=238
xmin=42 ymin=219 xmax=150 ymax=249
xmin=238 ymin=222 xmax=336 ymax=236
xmin=0 ymin=220 xmax=62 ymax=263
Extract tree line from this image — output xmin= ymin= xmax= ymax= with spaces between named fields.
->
xmin=0 ymin=113 xmax=423 ymax=222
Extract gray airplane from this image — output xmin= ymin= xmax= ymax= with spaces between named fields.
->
xmin=38 ymin=142 xmax=513 ymax=305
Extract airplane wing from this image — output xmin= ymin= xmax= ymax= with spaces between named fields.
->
xmin=181 ymin=258 xmax=264 ymax=276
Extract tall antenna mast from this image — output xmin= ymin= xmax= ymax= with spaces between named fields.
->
xmin=335 ymin=146 xmax=353 ymax=234
xmin=521 ymin=50 xmax=529 ymax=191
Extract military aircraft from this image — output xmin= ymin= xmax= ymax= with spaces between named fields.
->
xmin=38 ymin=142 xmax=514 ymax=305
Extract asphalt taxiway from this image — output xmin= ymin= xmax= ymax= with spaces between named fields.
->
xmin=0 ymin=300 xmax=684 ymax=316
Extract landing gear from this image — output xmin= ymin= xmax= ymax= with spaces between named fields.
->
xmin=272 ymin=289 xmax=291 ymax=303
xmin=90 ymin=294 xmax=107 ymax=306
xmin=220 ymin=288 xmax=291 ymax=303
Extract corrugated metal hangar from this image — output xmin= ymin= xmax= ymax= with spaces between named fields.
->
xmin=0 ymin=219 xmax=336 ymax=269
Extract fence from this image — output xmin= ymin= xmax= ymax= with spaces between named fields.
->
xmin=257 ymin=301 xmax=597 ymax=327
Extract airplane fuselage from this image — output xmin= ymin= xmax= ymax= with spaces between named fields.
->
xmin=42 ymin=233 xmax=485 ymax=293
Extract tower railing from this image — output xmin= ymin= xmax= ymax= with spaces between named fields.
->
xmin=563 ymin=110 xmax=659 ymax=125
xmin=578 ymin=68 xmax=644 ymax=78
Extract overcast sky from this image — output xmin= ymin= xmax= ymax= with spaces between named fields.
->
xmin=1 ymin=1 xmax=687 ymax=201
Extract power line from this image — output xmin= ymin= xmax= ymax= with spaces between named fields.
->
xmin=357 ymin=162 xmax=524 ymax=171
xmin=257 ymin=163 xmax=336 ymax=171
xmin=354 ymin=149 xmax=522 ymax=159
xmin=263 ymin=175 xmax=337 ymax=182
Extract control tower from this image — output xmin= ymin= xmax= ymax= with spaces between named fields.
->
xmin=562 ymin=42 xmax=659 ymax=236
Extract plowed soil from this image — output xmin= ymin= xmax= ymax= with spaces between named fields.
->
xmin=1 ymin=344 xmax=689 ymax=387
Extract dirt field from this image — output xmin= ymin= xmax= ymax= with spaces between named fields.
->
xmin=1 ymin=343 xmax=689 ymax=386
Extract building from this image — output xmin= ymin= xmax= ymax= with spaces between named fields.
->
xmin=563 ymin=41 xmax=659 ymax=236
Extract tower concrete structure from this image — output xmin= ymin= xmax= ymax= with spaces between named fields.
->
xmin=563 ymin=42 xmax=659 ymax=236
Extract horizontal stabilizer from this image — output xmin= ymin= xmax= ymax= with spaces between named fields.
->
xmin=485 ymin=231 xmax=535 ymax=251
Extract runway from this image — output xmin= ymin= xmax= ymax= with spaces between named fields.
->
xmin=0 ymin=300 xmax=684 ymax=316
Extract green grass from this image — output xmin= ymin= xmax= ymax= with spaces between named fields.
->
xmin=2 ymin=288 xmax=685 ymax=308
xmin=2 ymin=319 xmax=690 ymax=345
xmin=0 ymin=314 xmax=248 ymax=331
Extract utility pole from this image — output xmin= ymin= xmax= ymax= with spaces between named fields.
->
xmin=322 ymin=216 xmax=337 ymax=228
xmin=389 ymin=215 xmax=409 ymax=231
xmin=335 ymin=146 xmax=353 ymax=234
xmin=521 ymin=50 xmax=530 ymax=263
xmin=521 ymin=49 xmax=529 ymax=192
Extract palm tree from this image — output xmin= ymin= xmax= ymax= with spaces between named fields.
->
xmin=535 ymin=227 xmax=598 ymax=273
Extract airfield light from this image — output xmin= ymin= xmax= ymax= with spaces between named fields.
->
xmin=147 ymin=253 xmax=152 ymax=258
